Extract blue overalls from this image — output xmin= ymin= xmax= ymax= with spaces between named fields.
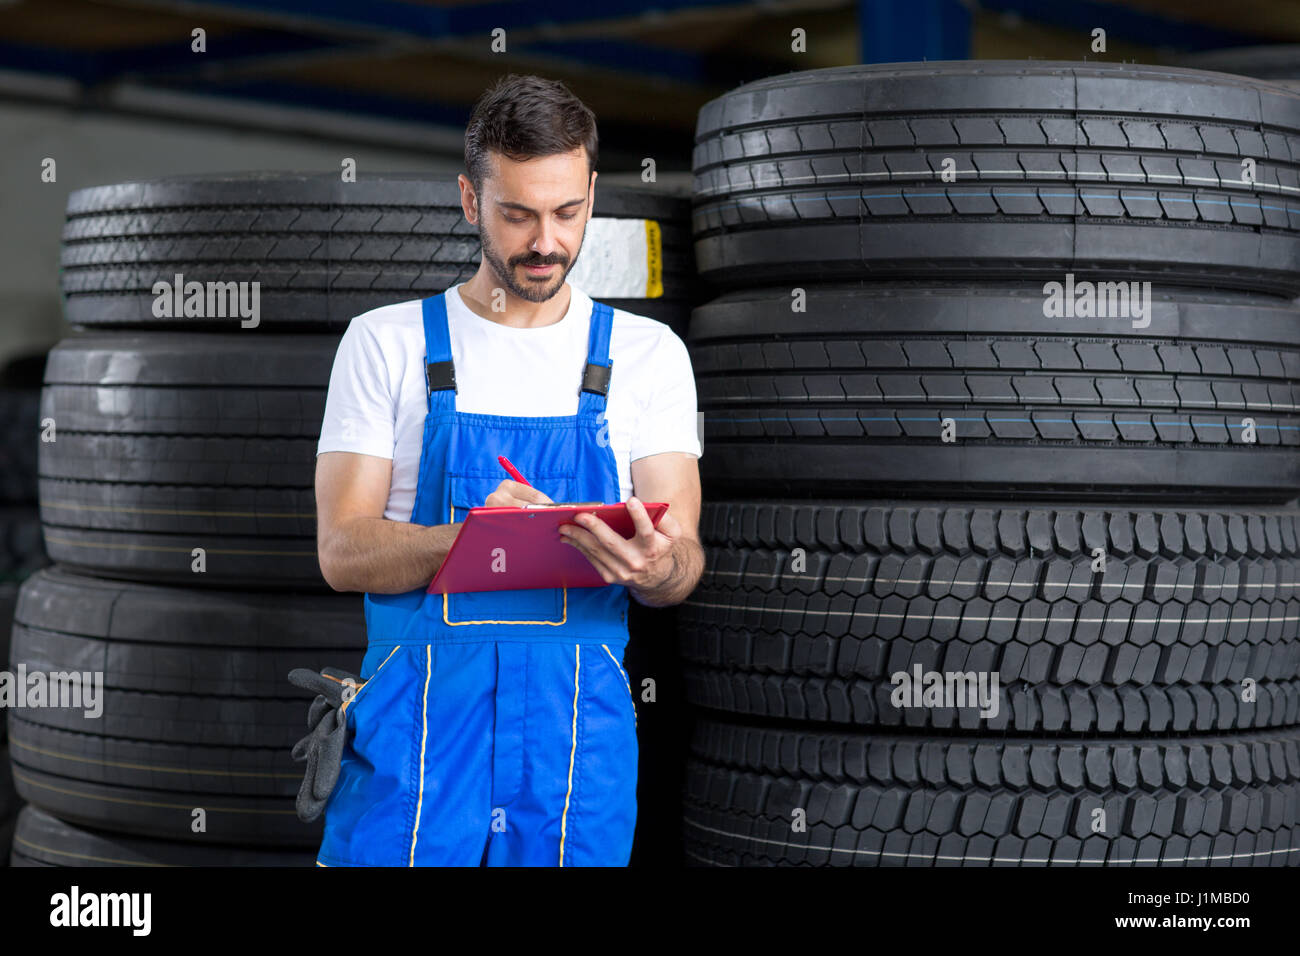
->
xmin=316 ymin=290 xmax=638 ymax=866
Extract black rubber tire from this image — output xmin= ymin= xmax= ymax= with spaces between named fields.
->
xmin=60 ymin=174 xmax=695 ymax=334
xmin=7 ymin=567 xmax=363 ymax=841
xmin=10 ymin=766 xmax=317 ymax=847
xmin=6 ymin=717 xmax=308 ymax=797
xmin=39 ymin=332 xmax=335 ymax=588
xmin=10 ymin=805 xmax=315 ymax=866
xmin=690 ymin=284 xmax=1300 ymax=501
xmin=683 ymin=499 xmax=1300 ymax=733
xmin=692 ymin=61 xmax=1300 ymax=295
xmin=683 ymin=718 xmax=1300 ymax=866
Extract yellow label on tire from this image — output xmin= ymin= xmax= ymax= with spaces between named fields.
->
xmin=644 ymin=219 xmax=663 ymax=299
xmin=570 ymin=217 xmax=664 ymax=299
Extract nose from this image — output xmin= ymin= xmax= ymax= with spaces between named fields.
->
xmin=529 ymin=220 xmax=557 ymax=259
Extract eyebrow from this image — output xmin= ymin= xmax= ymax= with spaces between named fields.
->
xmin=496 ymin=198 xmax=587 ymax=214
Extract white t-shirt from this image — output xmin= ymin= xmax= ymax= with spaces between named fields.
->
xmin=316 ymin=282 xmax=702 ymax=522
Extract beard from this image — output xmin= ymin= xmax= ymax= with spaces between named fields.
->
xmin=478 ymin=219 xmax=584 ymax=303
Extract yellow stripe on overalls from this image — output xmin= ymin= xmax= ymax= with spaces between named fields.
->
xmin=408 ymin=645 xmax=433 ymax=866
xmin=602 ymin=643 xmax=636 ymax=730
xmin=337 ymin=645 xmax=401 ymax=720
xmin=558 ymin=643 xmax=581 ymax=866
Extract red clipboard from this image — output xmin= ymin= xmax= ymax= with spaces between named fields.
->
xmin=427 ymin=501 xmax=669 ymax=594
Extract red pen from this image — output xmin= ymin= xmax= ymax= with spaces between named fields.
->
xmin=498 ymin=455 xmax=531 ymax=487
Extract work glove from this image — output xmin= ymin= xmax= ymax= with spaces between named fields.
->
xmin=287 ymin=665 xmax=362 ymax=823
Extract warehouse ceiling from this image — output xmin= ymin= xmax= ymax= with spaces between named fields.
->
xmin=0 ymin=0 xmax=1297 ymax=168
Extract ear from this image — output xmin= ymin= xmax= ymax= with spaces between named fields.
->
xmin=458 ymin=173 xmax=478 ymax=224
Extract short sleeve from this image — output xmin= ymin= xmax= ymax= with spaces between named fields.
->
xmin=630 ymin=328 xmax=702 ymax=461
xmin=316 ymin=318 xmax=397 ymax=459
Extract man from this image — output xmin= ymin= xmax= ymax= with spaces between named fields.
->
xmin=311 ymin=73 xmax=703 ymax=866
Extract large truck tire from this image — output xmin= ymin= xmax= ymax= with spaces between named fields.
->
xmin=10 ymin=805 xmax=315 ymax=866
xmin=690 ymin=284 xmax=1300 ymax=500
xmin=682 ymin=499 xmax=1300 ymax=734
xmin=39 ymin=332 xmax=333 ymax=588
xmin=7 ymin=567 xmax=365 ymax=846
xmin=683 ymin=718 xmax=1300 ymax=866
xmin=693 ymin=62 xmax=1300 ymax=296
xmin=61 ymin=174 xmax=695 ymax=335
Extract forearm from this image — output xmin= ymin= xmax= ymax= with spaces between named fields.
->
xmin=628 ymin=536 xmax=705 ymax=608
xmin=320 ymin=516 xmax=462 ymax=594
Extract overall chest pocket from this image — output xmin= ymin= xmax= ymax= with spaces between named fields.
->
xmin=440 ymin=471 xmax=579 ymax=626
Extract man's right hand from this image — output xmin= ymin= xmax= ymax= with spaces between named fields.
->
xmin=484 ymin=479 xmax=555 ymax=508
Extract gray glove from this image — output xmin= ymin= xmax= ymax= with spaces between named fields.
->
xmin=287 ymin=665 xmax=362 ymax=823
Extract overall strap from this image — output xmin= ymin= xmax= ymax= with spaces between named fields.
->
xmin=578 ymin=300 xmax=615 ymax=417
xmin=421 ymin=292 xmax=456 ymax=413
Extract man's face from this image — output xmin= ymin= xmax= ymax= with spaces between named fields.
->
xmin=467 ymin=148 xmax=593 ymax=304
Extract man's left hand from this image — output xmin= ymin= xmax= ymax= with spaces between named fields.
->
xmin=557 ymin=496 xmax=679 ymax=590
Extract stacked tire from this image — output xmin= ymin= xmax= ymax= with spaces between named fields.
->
xmin=0 ymin=351 xmax=51 ymax=863
xmin=682 ymin=62 xmax=1300 ymax=865
xmin=11 ymin=173 xmax=694 ymax=866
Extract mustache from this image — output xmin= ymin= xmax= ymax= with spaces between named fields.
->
xmin=512 ymin=254 xmax=567 ymax=267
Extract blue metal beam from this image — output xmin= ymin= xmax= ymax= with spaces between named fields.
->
xmin=0 ymin=34 xmax=362 ymax=87
xmin=0 ymin=32 xmax=752 ymax=93
xmin=66 ymin=0 xmax=786 ymax=89
xmin=440 ymin=0 xmax=757 ymax=37
xmin=117 ymin=0 xmax=755 ymax=41
xmin=860 ymin=0 xmax=971 ymax=63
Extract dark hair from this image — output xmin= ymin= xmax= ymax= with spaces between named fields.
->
xmin=464 ymin=74 xmax=598 ymax=194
